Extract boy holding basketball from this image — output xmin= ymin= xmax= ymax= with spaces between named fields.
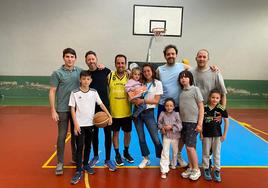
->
xmin=69 ymin=70 xmax=112 ymax=185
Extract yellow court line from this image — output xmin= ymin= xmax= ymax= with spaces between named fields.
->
xmin=230 ymin=117 xmax=268 ymax=144
xmin=231 ymin=117 xmax=268 ymax=136
xmin=42 ymin=165 xmax=76 ymax=169
xmin=84 ymin=173 xmax=90 ymax=188
xmin=42 ymin=151 xmax=57 ymax=168
xmin=240 ymin=122 xmax=268 ymax=136
xmin=42 ymin=133 xmax=71 ymax=168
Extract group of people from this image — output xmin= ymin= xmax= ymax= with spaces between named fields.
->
xmin=49 ymin=44 xmax=229 ymax=185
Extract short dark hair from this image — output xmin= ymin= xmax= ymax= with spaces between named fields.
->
xmin=63 ymin=48 xmax=76 ymax=58
xmin=80 ymin=70 xmax=91 ymax=78
xmin=163 ymin=44 xmax=178 ymax=56
xmin=164 ymin=97 xmax=176 ymax=107
xmin=178 ymin=70 xmax=194 ymax=89
xmin=114 ymin=54 xmax=127 ymax=63
xmin=209 ymin=88 xmax=222 ymax=98
xmin=85 ymin=50 xmax=97 ymax=58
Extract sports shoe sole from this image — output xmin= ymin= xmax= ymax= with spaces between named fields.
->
xmin=138 ymin=161 xmax=151 ymax=169
xmin=55 ymin=170 xmax=63 ymax=176
xmin=115 ymin=161 xmax=124 ymax=166
xmin=89 ymin=160 xmax=99 ymax=168
xmin=189 ymin=174 xmax=201 ymax=181
xmin=104 ymin=164 xmax=116 ymax=172
xmin=181 ymin=174 xmax=190 ymax=179
xmin=124 ymin=157 xmax=134 ymax=163
xmin=70 ymin=176 xmax=82 ymax=184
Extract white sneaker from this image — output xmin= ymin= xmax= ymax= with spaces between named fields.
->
xmin=138 ymin=158 xmax=150 ymax=168
xmin=181 ymin=168 xmax=192 ymax=178
xmin=189 ymin=168 xmax=201 ymax=181
xmin=170 ymin=165 xmax=176 ymax=170
xmin=178 ymin=157 xmax=188 ymax=167
xmin=55 ymin=163 xmax=64 ymax=175
xmin=161 ymin=173 xmax=167 ymax=179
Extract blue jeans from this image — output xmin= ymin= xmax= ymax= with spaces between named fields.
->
xmin=134 ymin=108 xmax=162 ymax=158
xmin=133 ymin=103 xmax=147 ymax=118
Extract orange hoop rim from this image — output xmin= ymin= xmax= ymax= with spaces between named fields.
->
xmin=152 ymin=27 xmax=166 ymax=37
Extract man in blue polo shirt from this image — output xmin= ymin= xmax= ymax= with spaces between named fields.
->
xmin=49 ymin=48 xmax=82 ymax=175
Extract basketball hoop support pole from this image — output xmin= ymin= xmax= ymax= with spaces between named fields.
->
xmin=146 ymin=36 xmax=154 ymax=62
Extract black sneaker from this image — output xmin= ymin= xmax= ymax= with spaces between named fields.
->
xmin=115 ymin=154 xmax=124 ymax=166
xmin=123 ymin=151 xmax=134 ymax=163
xmin=83 ymin=165 xmax=95 ymax=175
xmin=70 ymin=171 xmax=83 ymax=184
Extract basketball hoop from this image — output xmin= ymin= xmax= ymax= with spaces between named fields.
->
xmin=152 ymin=27 xmax=166 ymax=41
xmin=146 ymin=27 xmax=166 ymax=62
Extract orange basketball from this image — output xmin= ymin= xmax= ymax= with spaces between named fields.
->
xmin=93 ymin=111 xmax=109 ymax=128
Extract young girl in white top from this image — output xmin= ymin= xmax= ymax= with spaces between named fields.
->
xmin=158 ymin=98 xmax=182 ymax=179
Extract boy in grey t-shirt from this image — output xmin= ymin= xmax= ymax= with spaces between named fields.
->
xmin=178 ymin=70 xmax=204 ymax=181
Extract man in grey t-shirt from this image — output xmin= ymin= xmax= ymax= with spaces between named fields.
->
xmin=191 ymin=49 xmax=227 ymax=107
xmin=49 ymin=48 xmax=82 ymax=175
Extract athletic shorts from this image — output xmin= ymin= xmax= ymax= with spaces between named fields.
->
xmin=181 ymin=122 xmax=198 ymax=147
xmin=111 ymin=117 xmax=132 ymax=132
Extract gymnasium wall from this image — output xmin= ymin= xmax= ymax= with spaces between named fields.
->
xmin=0 ymin=0 xmax=268 ymax=107
xmin=1 ymin=76 xmax=267 ymax=108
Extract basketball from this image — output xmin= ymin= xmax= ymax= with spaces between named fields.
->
xmin=93 ymin=111 xmax=109 ymax=128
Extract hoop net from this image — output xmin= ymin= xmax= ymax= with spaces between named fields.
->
xmin=152 ymin=27 xmax=166 ymax=41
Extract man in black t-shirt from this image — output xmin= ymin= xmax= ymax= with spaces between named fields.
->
xmin=85 ymin=51 xmax=116 ymax=172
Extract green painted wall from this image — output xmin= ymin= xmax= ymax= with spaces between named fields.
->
xmin=1 ymin=76 xmax=267 ymax=108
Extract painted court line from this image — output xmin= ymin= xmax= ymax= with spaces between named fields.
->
xmin=42 ymin=133 xmax=72 ymax=168
xmin=84 ymin=173 xmax=90 ymax=188
xmin=42 ymin=119 xmax=268 ymax=169
xmin=231 ymin=117 xmax=268 ymax=143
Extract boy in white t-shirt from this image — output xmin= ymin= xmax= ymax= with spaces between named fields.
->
xmin=69 ymin=70 xmax=112 ymax=185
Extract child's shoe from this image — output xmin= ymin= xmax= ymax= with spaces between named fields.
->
xmin=189 ymin=168 xmax=201 ymax=181
xmin=203 ymin=169 xmax=212 ymax=181
xmin=70 ymin=171 xmax=83 ymax=184
xmin=161 ymin=173 xmax=167 ymax=179
xmin=181 ymin=168 xmax=192 ymax=178
xmin=213 ymin=170 xmax=221 ymax=182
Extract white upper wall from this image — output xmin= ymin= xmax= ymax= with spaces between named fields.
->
xmin=0 ymin=0 xmax=267 ymax=79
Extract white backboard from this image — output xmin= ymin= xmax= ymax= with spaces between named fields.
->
xmin=133 ymin=5 xmax=183 ymax=37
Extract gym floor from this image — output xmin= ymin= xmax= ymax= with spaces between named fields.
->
xmin=0 ymin=106 xmax=267 ymax=188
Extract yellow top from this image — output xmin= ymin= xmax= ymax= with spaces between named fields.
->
xmin=108 ymin=71 xmax=131 ymax=118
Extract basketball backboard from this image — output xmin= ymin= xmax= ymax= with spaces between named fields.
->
xmin=133 ymin=5 xmax=183 ymax=37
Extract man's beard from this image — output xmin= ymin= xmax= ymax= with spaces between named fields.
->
xmin=167 ymin=58 xmax=175 ymax=65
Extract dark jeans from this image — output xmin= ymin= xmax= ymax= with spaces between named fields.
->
xmin=57 ymin=112 xmax=76 ymax=163
xmin=76 ymin=126 xmax=94 ymax=171
xmin=134 ymin=108 xmax=162 ymax=158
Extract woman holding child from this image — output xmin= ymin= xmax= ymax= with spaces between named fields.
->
xmin=132 ymin=63 xmax=163 ymax=169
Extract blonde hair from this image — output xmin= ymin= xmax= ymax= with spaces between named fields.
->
xmin=130 ymin=67 xmax=141 ymax=80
